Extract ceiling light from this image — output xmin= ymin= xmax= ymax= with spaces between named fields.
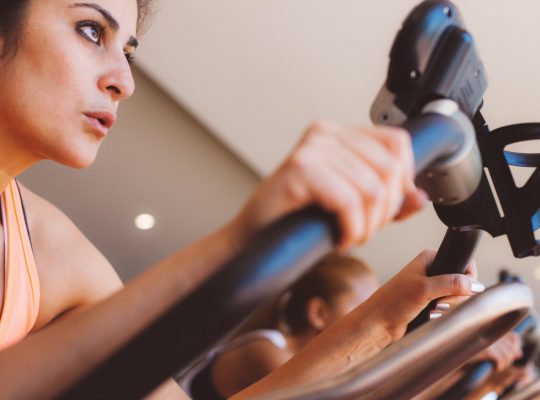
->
xmin=134 ymin=213 xmax=156 ymax=230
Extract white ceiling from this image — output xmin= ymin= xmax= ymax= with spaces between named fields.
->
xmin=133 ymin=1 xmax=540 ymax=294
xmin=137 ymin=0 xmax=540 ymax=175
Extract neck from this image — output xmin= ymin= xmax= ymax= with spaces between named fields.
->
xmin=287 ymin=329 xmax=318 ymax=354
xmin=0 ymin=138 xmax=39 ymax=194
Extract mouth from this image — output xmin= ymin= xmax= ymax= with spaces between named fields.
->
xmin=84 ymin=112 xmax=116 ymax=129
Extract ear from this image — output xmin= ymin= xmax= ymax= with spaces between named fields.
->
xmin=305 ymin=296 xmax=331 ymax=332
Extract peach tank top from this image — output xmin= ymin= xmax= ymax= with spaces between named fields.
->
xmin=0 ymin=181 xmax=40 ymax=350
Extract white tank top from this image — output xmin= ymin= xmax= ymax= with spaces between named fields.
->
xmin=177 ymin=329 xmax=287 ymax=394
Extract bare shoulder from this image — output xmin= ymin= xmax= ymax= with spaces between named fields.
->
xmin=239 ymin=338 xmax=292 ymax=370
xmin=212 ymin=337 xmax=292 ymax=396
xmin=19 ymin=184 xmax=123 ymax=329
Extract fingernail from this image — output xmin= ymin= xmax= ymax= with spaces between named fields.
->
xmin=430 ymin=312 xmax=443 ymax=319
xmin=435 ymin=303 xmax=451 ymax=311
xmin=471 ymin=281 xmax=486 ymax=293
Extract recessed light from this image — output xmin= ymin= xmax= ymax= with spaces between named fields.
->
xmin=134 ymin=213 xmax=156 ymax=230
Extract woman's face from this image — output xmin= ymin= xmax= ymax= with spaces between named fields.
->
xmin=0 ymin=0 xmax=138 ymax=169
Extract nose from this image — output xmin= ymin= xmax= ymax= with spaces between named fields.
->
xmin=98 ymin=56 xmax=135 ymax=101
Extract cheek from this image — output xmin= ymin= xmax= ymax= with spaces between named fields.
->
xmin=16 ymin=51 xmax=92 ymax=141
xmin=17 ymin=20 xmax=93 ymax=119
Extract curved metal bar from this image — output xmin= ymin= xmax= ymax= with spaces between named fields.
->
xmin=57 ymin=2 xmax=490 ymax=398
xmin=56 ymin=99 xmax=481 ymax=399
xmin=435 ymin=314 xmax=538 ymax=400
xmin=254 ymin=283 xmax=533 ymax=400
xmin=436 ymin=271 xmax=539 ymax=399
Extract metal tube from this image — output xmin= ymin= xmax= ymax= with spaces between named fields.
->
xmin=254 ymin=283 xmax=533 ymax=400
xmin=58 ymin=101 xmax=482 ymax=399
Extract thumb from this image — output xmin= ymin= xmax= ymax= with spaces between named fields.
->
xmin=428 ymin=274 xmax=486 ymax=299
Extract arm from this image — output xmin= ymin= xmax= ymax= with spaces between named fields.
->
xmin=2 ymin=122 xmax=422 ymax=399
xmin=20 ymin=185 xmax=221 ymax=399
xmin=2 ymin=190 xmax=246 ymax=399
xmin=211 ymin=340 xmax=292 ymax=398
xmin=234 ymin=250 xmax=484 ymax=398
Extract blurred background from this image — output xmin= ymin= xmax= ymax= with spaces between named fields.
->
xmin=20 ymin=0 xmax=540 ymax=307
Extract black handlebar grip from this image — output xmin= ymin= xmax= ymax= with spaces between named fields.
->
xmin=407 ymin=228 xmax=482 ymax=332
xmin=59 ymin=111 xmax=480 ymax=399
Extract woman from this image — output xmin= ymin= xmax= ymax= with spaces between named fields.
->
xmin=0 ymin=1 xmax=485 ymax=399
xmin=181 ymin=253 xmax=380 ymax=398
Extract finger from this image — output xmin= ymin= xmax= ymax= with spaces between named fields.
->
xmin=435 ymin=295 xmax=472 ymax=307
xmin=365 ymin=125 xmax=415 ymax=185
xmin=394 ymin=188 xmax=428 ymax=220
xmin=434 ymin=302 xmax=452 ymax=312
xmin=315 ymin=134 xmax=388 ymax=237
xmin=297 ymin=160 xmax=366 ymax=249
xmin=297 ymin=122 xmax=408 ymax=245
xmin=507 ymin=333 xmax=524 ymax=359
xmin=429 ymin=311 xmax=444 ymax=320
xmin=427 ymin=274 xmax=486 ymax=299
xmin=344 ymin=125 xmax=419 ymax=221
xmin=492 ymin=334 xmax=522 ymax=371
xmin=366 ymin=125 xmax=416 ymax=212
xmin=332 ymin=126 xmax=407 ymax=224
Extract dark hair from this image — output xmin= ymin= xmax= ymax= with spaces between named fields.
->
xmin=237 ymin=253 xmax=374 ymax=336
xmin=0 ymin=0 xmax=155 ymax=57
xmin=0 ymin=0 xmax=30 ymax=57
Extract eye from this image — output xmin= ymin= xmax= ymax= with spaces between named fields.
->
xmin=77 ymin=22 xmax=104 ymax=45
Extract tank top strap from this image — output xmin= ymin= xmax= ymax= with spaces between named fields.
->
xmin=0 ymin=180 xmax=40 ymax=350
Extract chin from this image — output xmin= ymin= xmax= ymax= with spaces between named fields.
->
xmin=54 ymin=142 xmax=101 ymax=170
xmin=68 ymin=155 xmax=97 ymax=169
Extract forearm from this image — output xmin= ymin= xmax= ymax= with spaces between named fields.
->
xmin=233 ymin=302 xmax=392 ymax=399
xmin=0 ymin=220 xmax=244 ymax=399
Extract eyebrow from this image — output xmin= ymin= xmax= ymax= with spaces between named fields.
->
xmin=70 ymin=3 xmax=139 ymax=49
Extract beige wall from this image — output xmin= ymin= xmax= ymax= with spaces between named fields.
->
xmin=18 ymin=67 xmax=540 ymax=300
xmin=134 ymin=0 xmax=540 ymax=300
xmin=20 ymin=68 xmax=260 ymax=281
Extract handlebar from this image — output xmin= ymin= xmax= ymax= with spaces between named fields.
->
xmin=436 ymin=314 xmax=538 ymax=400
xmin=254 ymin=283 xmax=532 ymax=400
xmin=57 ymin=1 xmax=540 ymax=398
xmin=58 ymin=102 xmax=479 ymax=399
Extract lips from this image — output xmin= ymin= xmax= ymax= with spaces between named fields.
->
xmin=83 ymin=111 xmax=117 ymax=136
xmin=85 ymin=112 xmax=116 ymax=128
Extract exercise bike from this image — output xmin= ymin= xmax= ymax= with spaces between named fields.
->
xmin=58 ymin=1 xmax=540 ymax=399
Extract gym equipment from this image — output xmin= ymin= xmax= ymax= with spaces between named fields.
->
xmin=57 ymin=1 xmax=540 ymax=398
xmin=435 ymin=272 xmax=538 ymax=400
xmin=371 ymin=0 xmax=540 ymax=330
xmin=253 ymin=283 xmax=532 ymax=400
